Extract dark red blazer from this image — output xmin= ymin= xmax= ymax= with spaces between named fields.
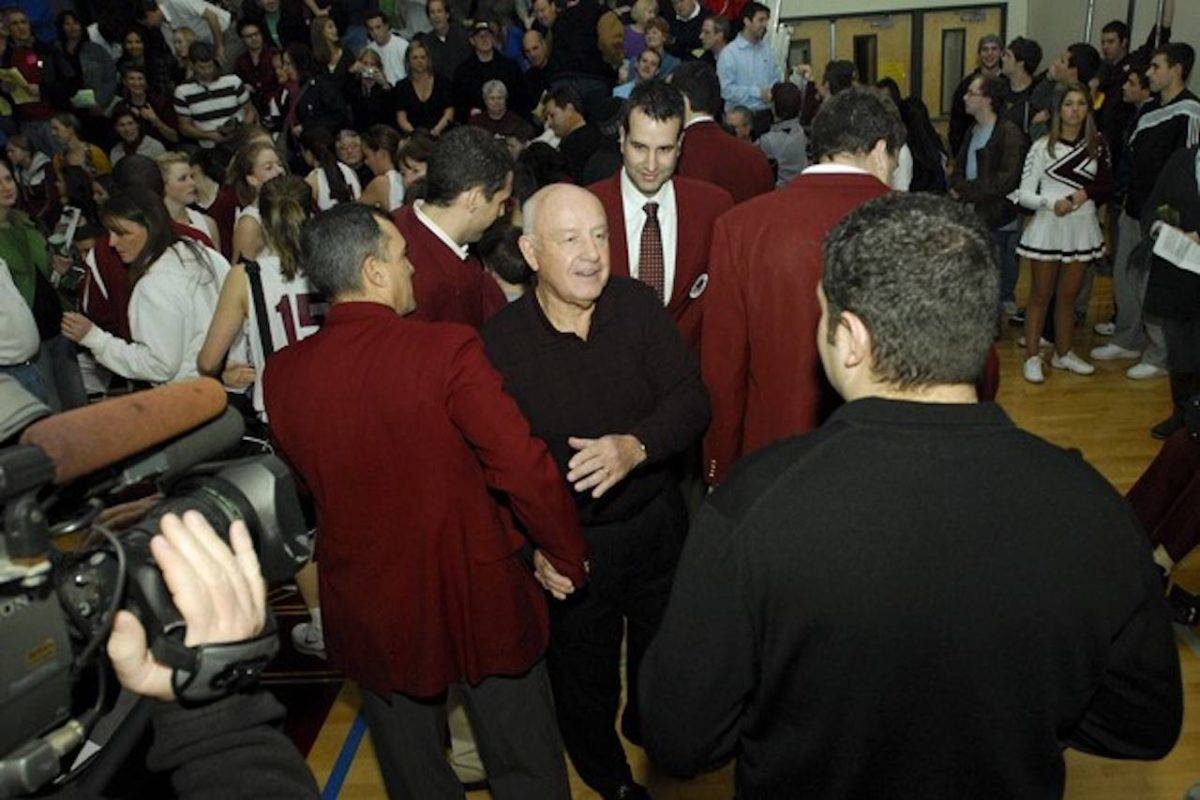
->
xmin=677 ymin=119 xmax=774 ymax=204
xmin=393 ymin=205 xmax=507 ymax=328
xmin=81 ymin=221 xmax=214 ymax=340
xmin=263 ymin=302 xmax=589 ymax=697
xmin=587 ymin=173 xmax=733 ymax=350
xmin=701 ymin=170 xmax=889 ymax=486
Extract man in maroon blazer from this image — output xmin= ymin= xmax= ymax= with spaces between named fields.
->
xmin=264 ymin=203 xmax=589 ymax=800
xmin=669 ymin=61 xmax=774 ymax=204
xmin=391 ymin=126 xmax=509 ymax=329
xmin=588 ymin=80 xmax=734 ymax=351
xmin=701 ymin=87 xmax=901 ymax=486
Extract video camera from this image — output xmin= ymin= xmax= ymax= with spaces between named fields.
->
xmin=0 ymin=379 xmax=311 ymax=797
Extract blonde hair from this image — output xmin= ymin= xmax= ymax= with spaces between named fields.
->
xmin=155 ymin=151 xmax=191 ymax=180
xmin=258 ymin=175 xmax=313 ymax=280
xmin=1048 ymin=82 xmax=1101 ymax=159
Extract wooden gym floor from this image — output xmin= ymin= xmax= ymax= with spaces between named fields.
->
xmin=300 ymin=273 xmax=1200 ymax=798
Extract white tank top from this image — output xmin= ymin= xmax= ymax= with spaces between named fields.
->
xmin=387 ymin=169 xmax=405 ymax=211
xmin=244 ymin=252 xmax=325 ymax=418
xmin=312 ymin=162 xmax=363 ymax=211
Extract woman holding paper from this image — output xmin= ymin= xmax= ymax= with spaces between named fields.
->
xmin=1011 ymin=83 xmax=1112 ymax=384
xmin=1142 ymin=145 xmax=1200 ymax=439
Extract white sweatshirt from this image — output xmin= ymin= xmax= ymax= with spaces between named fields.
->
xmin=0 ymin=260 xmax=39 ymax=365
xmin=80 ymin=241 xmax=230 ymax=384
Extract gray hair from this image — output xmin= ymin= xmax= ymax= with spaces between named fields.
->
xmin=300 ymin=204 xmax=392 ymax=299
xmin=482 ymin=79 xmax=508 ymax=99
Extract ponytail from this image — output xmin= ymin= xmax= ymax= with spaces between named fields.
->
xmin=258 ymin=174 xmax=314 ymax=280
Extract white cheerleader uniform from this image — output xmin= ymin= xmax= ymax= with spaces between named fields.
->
xmin=312 ymin=162 xmax=363 ymax=211
xmin=1010 ymin=135 xmax=1111 ymax=263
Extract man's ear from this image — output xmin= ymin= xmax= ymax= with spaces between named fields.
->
xmin=841 ymin=310 xmax=873 ymax=370
xmin=362 ymin=254 xmax=388 ymax=291
xmin=518 ymin=235 xmax=541 ymax=274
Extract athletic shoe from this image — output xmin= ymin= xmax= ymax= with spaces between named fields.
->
xmin=1017 ymin=335 xmax=1052 ymax=348
xmin=1023 ymin=355 xmax=1044 ymax=384
xmin=1050 ymin=351 xmax=1095 ymax=375
xmin=1126 ymin=362 xmax=1168 ymax=380
xmin=1093 ymin=321 xmax=1115 ymax=336
xmin=1089 ymin=343 xmax=1140 ymax=360
xmin=291 ymin=620 xmax=326 ymax=659
xmin=1008 ymin=306 xmax=1026 ymax=326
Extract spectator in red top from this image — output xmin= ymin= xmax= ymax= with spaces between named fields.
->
xmin=234 ymin=18 xmax=279 ymax=118
xmin=1 ymin=7 xmax=73 ymax=158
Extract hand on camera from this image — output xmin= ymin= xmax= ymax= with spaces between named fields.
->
xmin=106 ymin=511 xmax=267 ymax=702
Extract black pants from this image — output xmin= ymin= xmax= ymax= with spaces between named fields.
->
xmin=360 ymin=660 xmax=570 ymax=800
xmin=547 ymin=486 xmax=688 ymax=796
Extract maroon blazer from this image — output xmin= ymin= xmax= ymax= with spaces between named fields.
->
xmin=701 ymin=170 xmax=890 ymax=486
xmin=392 ymin=205 xmax=507 ymax=328
xmin=676 ymin=119 xmax=774 ymax=204
xmin=587 ymin=173 xmax=733 ymax=350
xmin=263 ymin=302 xmax=589 ymax=696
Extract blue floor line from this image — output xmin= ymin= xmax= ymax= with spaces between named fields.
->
xmin=322 ymin=711 xmax=367 ymax=799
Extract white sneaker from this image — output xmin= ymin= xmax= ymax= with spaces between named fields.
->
xmin=1126 ymin=362 xmax=1168 ymax=380
xmin=1090 ymin=343 xmax=1141 ymax=360
xmin=1017 ymin=335 xmax=1052 ymax=348
xmin=291 ymin=620 xmax=327 ymax=658
xmin=1093 ymin=321 xmax=1115 ymax=336
xmin=1023 ymin=355 xmax=1044 ymax=384
xmin=1050 ymin=351 xmax=1095 ymax=375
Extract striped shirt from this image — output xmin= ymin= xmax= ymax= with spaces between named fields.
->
xmin=173 ymin=74 xmax=249 ymax=147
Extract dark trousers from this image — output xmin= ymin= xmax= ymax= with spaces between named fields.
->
xmin=359 ymin=660 xmax=570 ymax=800
xmin=1128 ymin=429 xmax=1200 ymax=563
xmin=547 ymin=485 xmax=687 ymax=797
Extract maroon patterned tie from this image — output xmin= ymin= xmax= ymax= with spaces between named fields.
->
xmin=638 ymin=201 xmax=664 ymax=302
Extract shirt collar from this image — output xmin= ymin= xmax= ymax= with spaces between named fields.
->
xmin=676 ymin=3 xmax=701 ymax=22
xmin=414 ymin=201 xmax=468 ymax=260
xmin=829 ymin=396 xmax=1013 ymax=429
xmin=800 ymin=163 xmax=872 ymax=177
xmin=620 ymin=168 xmax=675 ymax=220
xmin=685 ymin=114 xmax=715 ymax=129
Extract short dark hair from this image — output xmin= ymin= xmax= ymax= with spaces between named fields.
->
xmin=822 ymin=193 xmax=998 ymax=388
xmin=120 ymin=63 xmax=147 ymax=80
xmin=1157 ymin=42 xmax=1196 ymax=82
xmin=238 ymin=18 xmax=263 ymax=36
xmin=545 ymin=83 xmax=582 ymax=115
xmin=363 ymin=9 xmax=387 ymax=26
xmin=621 ymin=79 xmax=684 ymax=133
xmin=1066 ymin=43 xmax=1102 ymax=84
xmin=187 ymin=40 xmax=215 ymax=63
xmin=740 ymin=1 xmax=768 ymax=23
xmin=974 ymin=74 xmax=1006 ymax=113
xmin=703 ymin=14 xmax=729 ymax=41
xmin=770 ymin=81 xmax=802 ymax=120
xmin=300 ymin=203 xmax=392 ymax=299
xmin=476 ymin=223 xmax=530 ymax=285
xmin=824 ymin=60 xmax=856 ymax=95
xmin=1101 ymin=19 xmax=1129 ymax=43
xmin=113 ymin=153 xmax=165 ymax=195
xmin=669 ymin=61 xmax=722 ymax=116
xmin=1127 ymin=59 xmax=1151 ymax=90
xmin=1007 ymin=36 xmax=1042 ymax=75
xmin=424 ymin=126 xmax=513 ymax=206
xmin=811 ymin=85 xmax=905 ymax=161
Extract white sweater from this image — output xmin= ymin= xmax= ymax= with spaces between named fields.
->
xmin=0 ymin=260 xmax=38 ymax=365
xmin=80 ymin=242 xmax=230 ymax=384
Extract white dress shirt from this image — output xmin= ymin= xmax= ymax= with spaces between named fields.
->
xmin=620 ymin=168 xmax=677 ymax=304
xmin=414 ymin=201 xmax=468 ymax=259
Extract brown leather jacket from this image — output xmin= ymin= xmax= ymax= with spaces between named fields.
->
xmin=950 ymin=118 xmax=1027 ymax=229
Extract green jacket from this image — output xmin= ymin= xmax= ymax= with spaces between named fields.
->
xmin=0 ymin=213 xmax=54 ymax=309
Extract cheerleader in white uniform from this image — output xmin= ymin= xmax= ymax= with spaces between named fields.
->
xmin=1010 ymin=82 xmax=1113 ymax=384
xmin=300 ymin=128 xmax=361 ymax=211
xmin=358 ymin=124 xmax=406 ymax=212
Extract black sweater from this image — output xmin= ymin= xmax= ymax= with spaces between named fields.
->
xmin=641 ymin=398 xmax=1181 ymax=800
xmin=1144 ymin=145 xmax=1200 ymax=322
xmin=1125 ymin=89 xmax=1200 ymax=219
xmin=483 ymin=277 xmax=710 ymax=526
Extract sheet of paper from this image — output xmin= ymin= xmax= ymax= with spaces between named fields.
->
xmin=0 ymin=67 xmax=35 ymax=104
xmin=1153 ymin=224 xmax=1200 ymax=275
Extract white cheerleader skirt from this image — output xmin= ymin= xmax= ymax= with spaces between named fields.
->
xmin=1016 ymin=203 xmax=1106 ymax=263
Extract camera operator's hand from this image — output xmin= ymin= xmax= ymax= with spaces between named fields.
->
xmin=107 ymin=511 xmax=267 ymax=701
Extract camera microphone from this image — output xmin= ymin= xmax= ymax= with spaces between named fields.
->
xmin=19 ymin=379 xmax=227 ymax=484
xmin=117 ymin=407 xmax=246 ymax=488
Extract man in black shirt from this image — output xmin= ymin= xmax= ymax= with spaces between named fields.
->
xmin=419 ymin=0 xmax=472 ymax=83
xmin=545 ymin=84 xmax=607 ymax=182
xmin=1092 ymin=43 xmax=1200 ymax=391
xmin=534 ymin=0 xmax=621 ymax=120
xmin=483 ymin=183 xmax=709 ymax=800
xmin=639 ymin=192 xmax=1182 ymax=799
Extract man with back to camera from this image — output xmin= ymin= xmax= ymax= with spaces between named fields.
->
xmin=587 ymin=79 xmax=733 ymax=350
xmin=670 ymin=61 xmax=774 ymax=203
xmin=640 ymin=192 xmax=1182 ymax=799
xmin=263 ymin=202 xmax=590 ymax=799
xmin=391 ymin=126 xmax=509 ymax=328
xmin=700 ymin=86 xmax=898 ymax=487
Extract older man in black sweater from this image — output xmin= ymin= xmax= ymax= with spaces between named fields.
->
xmin=484 ymin=183 xmax=709 ymax=800
xmin=640 ymin=193 xmax=1182 ymax=800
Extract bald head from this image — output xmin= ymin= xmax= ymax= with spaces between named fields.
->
xmin=520 ymin=184 xmax=609 ymax=308
xmin=523 ymin=29 xmax=549 ymax=68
